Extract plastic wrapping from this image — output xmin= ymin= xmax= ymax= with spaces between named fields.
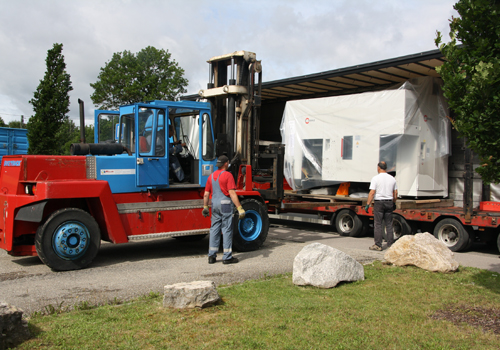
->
xmin=280 ymin=77 xmax=451 ymax=197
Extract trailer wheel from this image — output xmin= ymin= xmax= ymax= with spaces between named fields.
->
xmin=433 ymin=218 xmax=469 ymax=252
xmin=335 ymin=209 xmax=365 ymax=237
xmin=232 ymin=199 xmax=269 ymax=252
xmin=383 ymin=214 xmax=412 ymax=241
xmin=464 ymin=237 xmax=474 ymax=251
xmin=35 ymin=208 xmax=101 ymax=271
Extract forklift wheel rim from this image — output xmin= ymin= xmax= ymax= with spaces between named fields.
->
xmin=238 ymin=210 xmax=262 ymax=241
xmin=51 ymin=221 xmax=91 ymax=260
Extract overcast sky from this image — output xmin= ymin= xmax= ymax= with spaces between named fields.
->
xmin=0 ymin=0 xmax=458 ymax=125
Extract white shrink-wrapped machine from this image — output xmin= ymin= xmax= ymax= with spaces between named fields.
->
xmin=280 ymin=77 xmax=451 ymax=197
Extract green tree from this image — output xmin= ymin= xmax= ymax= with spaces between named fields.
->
xmin=27 ymin=43 xmax=73 ymax=155
xmin=435 ymin=0 xmax=500 ymax=184
xmin=0 ymin=116 xmax=6 ymax=127
xmin=58 ymin=118 xmax=78 ymax=155
xmin=84 ymin=124 xmax=95 ymax=144
xmin=59 ymin=120 xmax=95 ymax=155
xmin=8 ymin=120 xmax=22 ymax=128
xmin=90 ymin=46 xmax=188 ymax=110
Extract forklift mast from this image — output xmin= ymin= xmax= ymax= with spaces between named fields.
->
xmin=199 ymin=51 xmax=284 ymax=204
xmin=199 ymin=51 xmax=262 ymax=171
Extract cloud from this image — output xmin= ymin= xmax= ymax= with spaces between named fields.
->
xmin=0 ymin=0 xmax=457 ymax=125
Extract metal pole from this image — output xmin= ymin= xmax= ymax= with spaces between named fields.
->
xmin=207 ymin=63 xmax=214 ymax=89
xmin=227 ymin=57 xmax=236 ymax=160
xmin=463 ymin=137 xmax=473 ymax=223
xmin=78 ymin=99 xmax=86 ymax=143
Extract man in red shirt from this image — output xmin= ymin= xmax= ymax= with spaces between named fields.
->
xmin=202 ymin=155 xmax=245 ymax=264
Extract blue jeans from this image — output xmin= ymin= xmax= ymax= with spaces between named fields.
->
xmin=208 ymin=202 xmax=234 ymax=260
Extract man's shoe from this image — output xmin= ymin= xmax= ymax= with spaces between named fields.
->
xmin=223 ymin=257 xmax=239 ymax=264
xmin=208 ymin=256 xmax=216 ymax=264
xmin=369 ymin=244 xmax=382 ymax=251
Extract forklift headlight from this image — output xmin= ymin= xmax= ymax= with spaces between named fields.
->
xmin=25 ymin=184 xmax=36 ymax=195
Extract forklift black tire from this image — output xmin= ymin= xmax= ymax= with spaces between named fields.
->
xmin=433 ymin=218 xmax=469 ymax=252
xmin=35 ymin=208 xmax=101 ymax=271
xmin=497 ymin=232 xmax=500 ymax=253
xmin=335 ymin=209 xmax=365 ymax=237
xmin=232 ymin=199 xmax=269 ymax=252
xmin=382 ymin=214 xmax=412 ymax=241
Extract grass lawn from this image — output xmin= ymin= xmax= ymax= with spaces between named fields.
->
xmin=17 ymin=262 xmax=500 ymax=350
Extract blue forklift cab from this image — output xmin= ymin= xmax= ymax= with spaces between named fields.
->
xmin=93 ymin=100 xmax=217 ymax=193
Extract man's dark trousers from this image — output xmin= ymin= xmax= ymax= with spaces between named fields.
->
xmin=373 ymin=200 xmax=394 ymax=248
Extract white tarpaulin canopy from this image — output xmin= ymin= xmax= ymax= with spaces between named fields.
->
xmin=280 ymin=77 xmax=451 ymax=197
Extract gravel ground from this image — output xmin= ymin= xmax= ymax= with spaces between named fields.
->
xmin=0 ymin=221 xmax=498 ymax=315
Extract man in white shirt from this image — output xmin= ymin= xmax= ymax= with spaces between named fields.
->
xmin=365 ymin=161 xmax=398 ymax=251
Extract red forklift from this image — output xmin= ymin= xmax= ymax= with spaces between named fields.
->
xmin=0 ymin=51 xmax=283 ymax=271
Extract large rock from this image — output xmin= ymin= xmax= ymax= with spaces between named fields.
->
xmin=163 ymin=281 xmax=220 ymax=309
xmin=384 ymin=232 xmax=459 ymax=272
xmin=0 ymin=302 xmax=30 ymax=349
xmin=293 ymin=242 xmax=365 ymax=288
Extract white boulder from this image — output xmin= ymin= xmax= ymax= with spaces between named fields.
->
xmin=293 ymin=242 xmax=365 ymax=288
xmin=163 ymin=281 xmax=220 ymax=309
xmin=384 ymin=232 xmax=459 ymax=272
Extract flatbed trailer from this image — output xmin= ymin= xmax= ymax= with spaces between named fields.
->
xmin=257 ymin=76 xmax=500 ymax=254
xmin=268 ymin=192 xmax=500 ymax=252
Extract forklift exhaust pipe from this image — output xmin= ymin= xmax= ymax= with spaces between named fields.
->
xmin=70 ymin=142 xmax=132 ymax=156
xmin=78 ymin=99 xmax=86 ymax=143
xmin=72 ymin=98 xmax=131 ymax=156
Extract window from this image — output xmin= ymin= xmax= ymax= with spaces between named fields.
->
xmin=138 ymin=110 xmax=153 ymax=155
xmin=342 ymin=136 xmax=353 ymax=160
xmin=119 ymin=114 xmax=135 ymax=152
xmin=137 ymin=109 xmax=166 ymax=157
xmin=155 ymin=111 xmax=165 ymax=157
xmin=98 ymin=113 xmax=119 ymax=143
xmin=379 ymin=134 xmax=399 ymax=172
xmin=202 ymin=113 xmax=215 ymax=161
xmin=173 ymin=115 xmax=196 ymax=158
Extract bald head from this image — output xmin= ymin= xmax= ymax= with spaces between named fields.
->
xmin=378 ymin=161 xmax=387 ymax=170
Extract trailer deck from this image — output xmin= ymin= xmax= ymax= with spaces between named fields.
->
xmin=268 ymin=191 xmax=500 ymax=252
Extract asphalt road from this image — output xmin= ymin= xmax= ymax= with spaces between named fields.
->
xmin=1 ymin=221 xmax=499 ymax=315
